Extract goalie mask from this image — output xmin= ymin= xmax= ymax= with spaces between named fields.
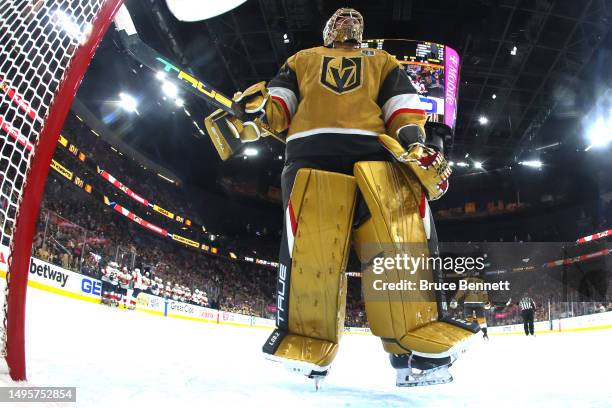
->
xmin=323 ymin=8 xmax=364 ymax=47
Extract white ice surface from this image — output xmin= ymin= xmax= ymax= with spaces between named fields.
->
xmin=0 ymin=288 xmax=610 ymax=407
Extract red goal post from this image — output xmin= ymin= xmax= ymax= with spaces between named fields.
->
xmin=0 ymin=0 xmax=123 ymax=381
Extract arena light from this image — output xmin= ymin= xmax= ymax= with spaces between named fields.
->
xmin=118 ymin=92 xmax=138 ymax=113
xmin=519 ymin=160 xmax=543 ymax=169
xmin=156 ymin=71 xmax=166 ymax=80
xmin=473 ymin=161 xmax=483 ymax=170
xmin=161 ymin=81 xmax=178 ymax=98
xmin=492 ymin=94 xmax=497 ymax=100
xmin=166 ymin=0 xmax=247 ymax=22
xmin=510 ymin=45 xmax=517 ymax=55
xmin=175 ymin=98 xmax=184 ymax=107
xmin=535 ymin=142 xmax=560 ymax=151
xmin=456 ymin=161 xmax=469 ymax=167
xmin=449 ymin=161 xmax=455 ymax=166
xmin=244 ymin=148 xmax=258 ymax=156
xmin=157 ymin=173 xmax=175 ymax=184
xmin=53 ymin=10 xmax=91 ymax=43
xmin=585 ymin=117 xmax=612 ymax=150
xmin=478 ymin=116 xmax=489 ymax=125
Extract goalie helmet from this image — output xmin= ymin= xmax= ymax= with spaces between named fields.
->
xmin=323 ymin=8 xmax=364 ymax=47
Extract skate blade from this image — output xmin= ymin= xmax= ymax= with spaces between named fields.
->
xmin=263 ymin=352 xmax=329 ymax=387
xmin=396 ymin=376 xmax=453 ymax=387
xmin=313 ymin=376 xmax=323 ymax=391
xmin=396 ymin=366 xmax=453 ymax=387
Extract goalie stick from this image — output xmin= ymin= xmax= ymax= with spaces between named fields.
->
xmin=113 ymin=5 xmax=283 ymax=149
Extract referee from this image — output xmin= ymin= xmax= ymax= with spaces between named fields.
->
xmin=518 ymin=296 xmax=537 ymax=336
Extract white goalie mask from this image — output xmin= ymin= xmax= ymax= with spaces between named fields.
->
xmin=323 ymin=8 xmax=364 ymax=47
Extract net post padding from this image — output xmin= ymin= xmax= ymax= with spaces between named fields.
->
xmin=5 ymin=0 xmax=124 ymax=381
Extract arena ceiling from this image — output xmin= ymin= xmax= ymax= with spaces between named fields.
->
xmin=75 ymin=0 xmax=612 ymax=197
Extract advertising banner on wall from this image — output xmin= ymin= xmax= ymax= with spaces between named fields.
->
xmin=0 ymin=246 xmax=102 ymax=302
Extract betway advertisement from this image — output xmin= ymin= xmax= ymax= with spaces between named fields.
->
xmin=0 ymin=245 xmax=101 ymax=301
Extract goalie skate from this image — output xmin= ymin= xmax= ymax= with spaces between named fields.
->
xmin=395 ymin=364 xmax=453 ymax=387
xmin=390 ymin=353 xmax=454 ymax=387
xmin=263 ymin=353 xmax=329 ymax=390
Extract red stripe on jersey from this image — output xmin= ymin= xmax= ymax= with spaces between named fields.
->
xmin=385 ymin=108 xmax=426 ymax=127
xmin=271 ymin=95 xmax=292 ymax=125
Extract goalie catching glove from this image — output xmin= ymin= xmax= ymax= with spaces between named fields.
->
xmin=377 ymin=134 xmax=451 ymax=201
xmin=203 ymin=82 xmax=277 ymax=161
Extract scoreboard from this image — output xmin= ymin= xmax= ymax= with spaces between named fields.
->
xmin=362 ymin=39 xmax=460 ymax=132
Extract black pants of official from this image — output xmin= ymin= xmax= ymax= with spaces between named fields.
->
xmin=521 ymin=309 xmax=535 ymax=335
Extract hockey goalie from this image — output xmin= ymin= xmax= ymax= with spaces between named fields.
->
xmin=204 ymin=8 xmax=479 ymax=388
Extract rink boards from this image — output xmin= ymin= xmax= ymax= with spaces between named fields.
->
xmin=0 ymin=245 xmax=275 ymax=329
xmin=0 ymin=246 xmax=610 ymax=335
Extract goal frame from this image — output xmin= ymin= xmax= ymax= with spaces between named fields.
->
xmin=3 ymin=0 xmax=123 ymax=381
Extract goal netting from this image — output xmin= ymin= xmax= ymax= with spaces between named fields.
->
xmin=0 ymin=0 xmax=122 ymax=380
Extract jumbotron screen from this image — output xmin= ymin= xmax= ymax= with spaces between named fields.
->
xmin=362 ymin=39 xmax=460 ymax=131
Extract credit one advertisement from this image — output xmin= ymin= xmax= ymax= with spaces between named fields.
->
xmin=362 ymin=39 xmax=460 ymax=131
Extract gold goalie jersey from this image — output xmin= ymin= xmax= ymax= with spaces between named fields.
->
xmin=265 ymin=46 xmax=427 ymax=160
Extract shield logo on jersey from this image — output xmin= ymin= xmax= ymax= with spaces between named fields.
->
xmin=320 ymin=56 xmax=362 ymax=94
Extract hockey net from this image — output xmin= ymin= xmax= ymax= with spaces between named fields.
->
xmin=0 ymin=0 xmax=122 ymax=380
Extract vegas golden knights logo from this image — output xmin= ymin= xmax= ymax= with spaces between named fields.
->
xmin=320 ymin=56 xmax=362 ymax=94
